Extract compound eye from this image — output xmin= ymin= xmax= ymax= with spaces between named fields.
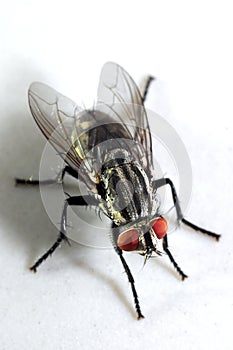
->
xmin=151 ymin=218 xmax=168 ymax=239
xmin=117 ymin=229 xmax=139 ymax=251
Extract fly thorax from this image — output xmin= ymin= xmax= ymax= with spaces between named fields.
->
xmin=97 ymin=159 xmax=155 ymax=226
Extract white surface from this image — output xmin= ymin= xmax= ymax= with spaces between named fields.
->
xmin=0 ymin=1 xmax=233 ymax=349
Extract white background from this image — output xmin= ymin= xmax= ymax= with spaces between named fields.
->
xmin=0 ymin=1 xmax=232 ymax=349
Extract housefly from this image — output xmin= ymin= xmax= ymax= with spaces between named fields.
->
xmin=16 ymin=62 xmax=221 ymax=319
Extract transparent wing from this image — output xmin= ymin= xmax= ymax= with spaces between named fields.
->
xmin=28 ymin=82 xmax=97 ymax=190
xmin=97 ymin=62 xmax=153 ymax=178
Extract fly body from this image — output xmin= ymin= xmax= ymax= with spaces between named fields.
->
xmin=16 ymin=62 xmax=221 ymax=319
xmin=97 ymin=157 xmax=156 ymax=225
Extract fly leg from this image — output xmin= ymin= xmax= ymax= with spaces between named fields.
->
xmin=113 ymin=228 xmax=144 ymax=320
xmin=153 ymin=178 xmax=221 ymax=240
xmin=162 ymin=234 xmax=188 ymax=280
xmin=141 ymin=76 xmax=155 ymax=104
xmin=15 ymin=165 xmax=78 ymax=186
xmin=30 ymin=195 xmax=99 ymax=272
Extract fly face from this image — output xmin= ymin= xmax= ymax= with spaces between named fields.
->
xmin=115 ymin=216 xmax=168 ymax=258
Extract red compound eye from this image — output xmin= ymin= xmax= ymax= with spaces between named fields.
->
xmin=151 ymin=218 xmax=168 ymax=239
xmin=117 ymin=229 xmax=139 ymax=251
